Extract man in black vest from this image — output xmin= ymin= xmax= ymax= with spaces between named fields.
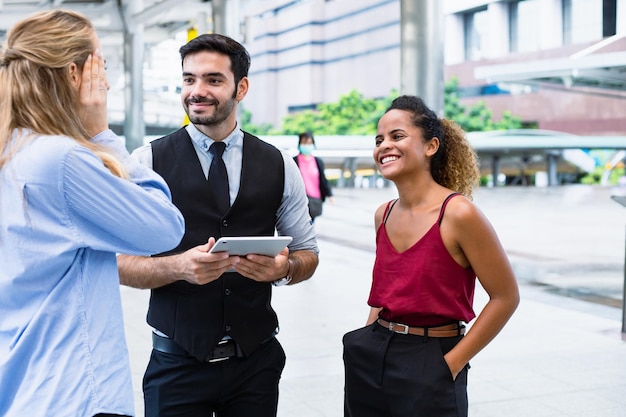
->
xmin=118 ymin=33 xmax=319 ymax=417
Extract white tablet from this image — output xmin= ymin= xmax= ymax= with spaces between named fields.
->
xmin=209 ymin=236 xmax=293 ymax=257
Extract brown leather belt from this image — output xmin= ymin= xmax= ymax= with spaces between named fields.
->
xmin=377 ymin=319 xmax=465 ymax=337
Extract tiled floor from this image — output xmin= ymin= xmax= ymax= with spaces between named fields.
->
xmin=122 ymin=185 xmax=626 ymax=416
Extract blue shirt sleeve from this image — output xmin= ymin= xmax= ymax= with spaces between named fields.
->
xmin=62 ymin=133 xmax=185 ymax=255
xmin=276 ymin=150 xmax=319 ymax=254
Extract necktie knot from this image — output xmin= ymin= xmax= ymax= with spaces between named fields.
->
xmin=209 ymin=141 xmax=226 ymax=158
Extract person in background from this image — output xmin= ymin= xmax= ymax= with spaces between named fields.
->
xmin=343 ymin=95 xmax=519 ymax=417
xmin=117 ymin=33 xmax=319 ymax=417
xmin=0 ymin=9 xmax=185 ymax=417
xmin=293 ymin=131 xmax=333 ymax=222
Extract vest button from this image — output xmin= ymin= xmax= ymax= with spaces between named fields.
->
xmin=222 ymin=220 xmax=228 ymax=227
xmin=225 ymin=325 xmax=231 ymax=332
xmin=225 ymin=289 xmax=231 ymax=296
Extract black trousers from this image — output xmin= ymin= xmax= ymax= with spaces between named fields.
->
xmin=143 ymin=337 xmax=286 ymax=417
xmin=343 ymin=323 xmax=468 ymax=417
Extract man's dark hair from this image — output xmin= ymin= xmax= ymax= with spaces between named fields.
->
xmin=179 ymin=33 xmax=251 ymax=86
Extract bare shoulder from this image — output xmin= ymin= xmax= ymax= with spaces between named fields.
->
xmin=375 ymin=201 xmax=389 ymax=217
xmin=441 ymin=194 xmax=505 ymax=254
xmin=444 ymin=194 xmax=486 ymax=225
xmin=374 ymin=200 xmax=392 ymax=229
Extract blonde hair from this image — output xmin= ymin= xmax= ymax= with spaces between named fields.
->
xmin=385 ymin=95 xmax=480 ymax=199
xmin=0 ymin=9 xmax=126 ymax=177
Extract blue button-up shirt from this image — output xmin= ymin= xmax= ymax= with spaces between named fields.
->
xmin=0 ymin=129 xmax=184 ymax=416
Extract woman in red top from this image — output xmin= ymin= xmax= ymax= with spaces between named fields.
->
xmin=343 ymin=95 xmax=519 ymax=417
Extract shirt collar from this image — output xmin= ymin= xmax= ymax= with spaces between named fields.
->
xmin=185 ymin=123 xmax=243 ymax=153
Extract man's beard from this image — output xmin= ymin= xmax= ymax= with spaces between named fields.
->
xmin=184 ymin=95 xmax=236 ymax=126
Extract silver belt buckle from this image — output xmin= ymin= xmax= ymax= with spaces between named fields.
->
xmin=207 ymin=340 xmax=232 ymax=363
xmin=208 ymin=356 xmax=230 ymax=363
xmin=390 ymin=321 xmax=409 ymax=334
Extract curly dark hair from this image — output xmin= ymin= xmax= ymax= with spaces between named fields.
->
xmin=386 ymin=95 xmax=480 ymax=199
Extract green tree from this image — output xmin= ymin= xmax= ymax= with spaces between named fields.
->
xmin=495 ymin=110 xmax=523 ymax=130
xmin=280 ymin=90 xmax=396 ymax=135
xmin=316 ymin=90 xmax=381 ymax=134
xmin=443 ymin=77 xmax=467 ymax=123
xmin=280 ymin=109 xmax=325 ymax=135
xmin=239 ymin=106 xmax=274 ymax=135
xmin=242 ymin=80 xmax=522 ymax=135
xmin=444 ymin=76 xmax=522 ymax=131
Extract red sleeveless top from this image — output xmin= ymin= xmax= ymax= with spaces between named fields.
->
xmin=367 ymin=193 xmax=476 ymax=326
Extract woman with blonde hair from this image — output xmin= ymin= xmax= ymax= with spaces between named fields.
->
xmin=343 ymin=95 xmax=519 ymax=416
xmin=0 ymin=10 xmax=184 ymax=417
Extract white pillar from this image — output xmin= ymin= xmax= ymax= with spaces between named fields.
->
xmin=617 ymin=0 xmax=626 ymax=34
xmin=486 ymin=2 xmax=509 ymax=58
xmin=400 ymin=0 xmax=445 ymax=115
xmin=539 ymin=0 xmax=563 ymax=49
xmin=212 ymin=0 xmax=226 ymax=34
xmin=444 ymin=13 xmax=465 ymax=64
xmin=123 ymin=0 xmax=145 ymax=151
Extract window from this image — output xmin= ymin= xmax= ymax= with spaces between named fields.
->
xmin=602 ymin=0 xmax=617 ymax=37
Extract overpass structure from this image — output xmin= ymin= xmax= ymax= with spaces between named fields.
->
xmin=258 ymin=130 xmax=626 ymax=187
xmin=0 ymin=0 xmax=233 ymax=150
xmin=475 ymin=33 xmax=626 ymax=98
xmin=2 ymin=0 xmax=624 ymax=188
xmin=0 ymin=0 xmax=445 ymax=150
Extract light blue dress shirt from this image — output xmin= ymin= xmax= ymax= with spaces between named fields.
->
xmin=0 ymin=129 xmax=185 ymax=417
xmin=132 ymin=124 xmax=319 ymax=254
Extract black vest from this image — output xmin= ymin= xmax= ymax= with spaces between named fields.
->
xmin=148 ymin=127 xmax=285 ymax=360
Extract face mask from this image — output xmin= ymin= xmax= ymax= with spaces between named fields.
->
xmin=299 ymin=144 xmax=315 ymax=156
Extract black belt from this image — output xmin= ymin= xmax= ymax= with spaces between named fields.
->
xmin=151 ymin=333 xmax=243 ymax=363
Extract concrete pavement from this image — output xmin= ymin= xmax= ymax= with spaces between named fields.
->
xmin=121 ymin=185 xmax=626 ymax=416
